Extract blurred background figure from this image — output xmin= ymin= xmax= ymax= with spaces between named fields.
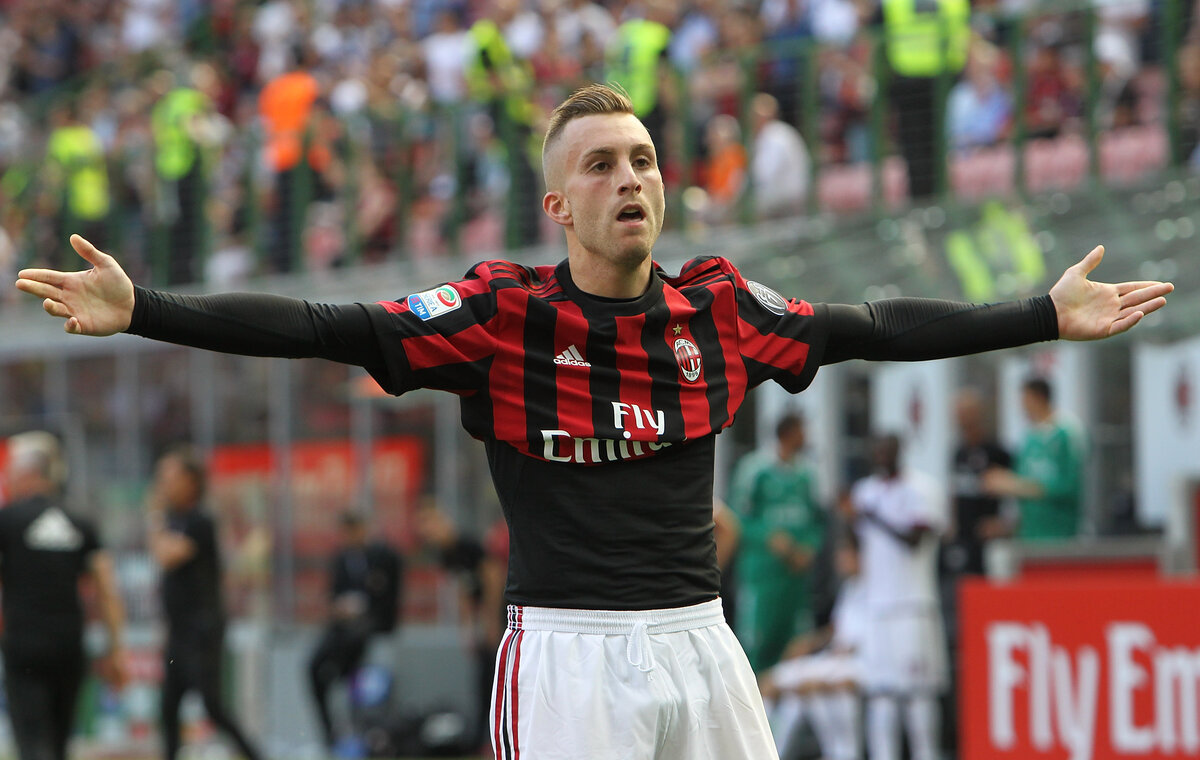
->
xmin=150 ymin=62 xmax=228 ymax=286
xmin=945 ymin=388 xmax=1012 ymax=577
xmin=43 ymin=103 xmax=110 ymax=267
xmin=147 ymin=445 xmax=264 ymax=760
xmin=946 ymin=42 xmax=1013 ymax=152
xmin=606 ymin=0 xmax=676 ymax=158
xmin=700 ymin=113 xmax=748 ymax=226
xmin=749 ymin=92 xmax=810 ymax=220
xmin=852 ymin=433 xmax=947 ymax=760
xmin=258 ymin=45 xmax=332 ymax=274
xmin=728 ymin=413 xmax=825 ymax=674
xmin=760 ymin=527 xmax=866 ymax=760
xmin=415 ymin=502 xmax=507 ymax=753
xmin=308 ymin=510 xmax=403 ymax=753
xmin=465 ymin=0 xmax=541 ymax=249
xmin=878 ymin=0 xmax=970 ymax=198
xmin=0 ymin=431 xmax=126 ymax=760
xmin=983 ymin=377 xmax=1086 ymax=540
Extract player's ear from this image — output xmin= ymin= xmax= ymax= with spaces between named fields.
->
xmin=543 ymin=191 xmax=571 ymax=227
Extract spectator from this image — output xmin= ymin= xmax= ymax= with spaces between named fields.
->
xmin=1023 ymin=44 xmax=1082 ymax=140
xmin=258 ymin=48 xmax=333 ymax=272
xmin=422 ymin=9 xmax=469 ymax=106
xmin=749 ymin=92 xmax=811 ymax=219
xmin=728 ymin=413 xmax=825 ymax=674
xmin=852 ymin=433 xmax=948 ymax=760
xmin=983 ymin=377 xmax=1087 ymax=540
xmin=700 ymin=113 xmax=748 ymax=225
xmin=553 ymin=0 xmax=617 ymax=54
xmin=947 ymin=43 xmax=1013 ymax=150
xmin=308 ymin=511 xmax=403 ymax=751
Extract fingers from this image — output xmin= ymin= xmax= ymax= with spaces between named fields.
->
xmin=1116 ymin=280 xmax=1169 ymax=296
xmin=16 ymin=277 xmax=63 ymax=300
xmin=15 ymin=268 xmax=68 ymax=288
xmin=1108 ymin=310 xmax=1143 ymax=337
xmin=1120 ymin=283 xmax=1174 ymax=309
xmin=42 ymin=298 xmax=71 ymax=319
xmin=69 ymin=234 xmax=107 ymax=266
xmin=1073 ymin=245 xmax=1105 ymax=276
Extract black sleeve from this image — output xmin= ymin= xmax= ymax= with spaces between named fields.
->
xmin=819 ymin=295 xmax=1058 ymax=365
xmin=126 ymin=286 xmax=387 ymax=371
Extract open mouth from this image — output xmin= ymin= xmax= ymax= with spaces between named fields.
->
xmin=617 ymin=205 xmax=645 ymax=222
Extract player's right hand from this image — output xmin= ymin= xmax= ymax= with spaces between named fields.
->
xmin=15 ymin=234 xmax=135 ymax=336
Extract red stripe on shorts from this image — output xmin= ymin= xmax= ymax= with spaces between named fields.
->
xmin=493 ymin=629 xmax=515 ymax=758
xmin=510 ymin=629 xmax=524 ymax=759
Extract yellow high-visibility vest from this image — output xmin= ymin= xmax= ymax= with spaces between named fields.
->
xmin=883 ymin=0 xmax=970 ymax=78
xmin=606 ymin=19 xmax=671 ymax=116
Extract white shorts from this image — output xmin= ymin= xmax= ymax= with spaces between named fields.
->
xmin=771 ymin=652 xmax=861 ymax=691
xmin=492 ymin=599 xmax=778 ymax=760
xmin=862 ymin=607 xmax=948 ymax=695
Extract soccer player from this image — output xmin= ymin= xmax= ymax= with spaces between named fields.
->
xmin=147 ymin=446 xmax=264 ymax=760
xmin=853 ymin=434 xmax=947 ymax=760
xmin=0 ymin=431 xmax=126 ymax=760
xmin=16 ymin=84 xmax=1172 ymax=760
xmin=727 ymin=412 xmax=824 ymax=673
xmin=982 ymin=377 xmax=1086 ymax=540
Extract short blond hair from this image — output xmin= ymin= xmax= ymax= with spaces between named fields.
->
xmin=542 ymin=83 xmax=635 ymax=162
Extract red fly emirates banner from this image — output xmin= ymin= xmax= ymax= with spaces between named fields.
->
xmin=960 ymin=579 xmax=1200 ymax=760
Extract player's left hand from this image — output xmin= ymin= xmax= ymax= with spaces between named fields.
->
xmin=1049 ymin=245 xmax=1173 ymax=340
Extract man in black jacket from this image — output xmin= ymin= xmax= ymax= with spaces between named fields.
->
xmin=0 ymin=431 xmax=126 ymax=760
xmin=148 ymin=446 xmax=263 ymax=760
xmin=308 ymin=511 xmax=403 ymax=749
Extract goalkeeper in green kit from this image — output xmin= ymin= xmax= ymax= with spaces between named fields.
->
xmin=728 ymin=413 xmax=826 ymax=673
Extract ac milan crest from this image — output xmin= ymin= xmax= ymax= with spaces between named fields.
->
xmin=674 ymin=338 xmax=703 ymax=383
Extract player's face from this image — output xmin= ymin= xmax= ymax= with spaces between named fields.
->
xmin=551 ymin=113 xmax=665 ymax=271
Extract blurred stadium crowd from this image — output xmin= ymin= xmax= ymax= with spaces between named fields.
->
xmin=0 ymin=0 xmax=1198 ymax=295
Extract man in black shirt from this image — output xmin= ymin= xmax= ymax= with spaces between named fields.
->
xmin=0 ymin=431 xmax=126 ymax=760
xmin=308 ymin=511 xmax=402 ymax=749
xmin=147 ymin=446 xmax=263 ymax=760
xmin=945 ymin=388 xmax=1013 ymax=577
xmin=16 ymin=84 xmax=1173 ymax=759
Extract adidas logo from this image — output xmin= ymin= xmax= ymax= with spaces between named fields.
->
xmin=554 ymin=345 xmax=591 ymax=367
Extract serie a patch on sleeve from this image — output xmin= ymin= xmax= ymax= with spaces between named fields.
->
xmin=406 ymin=284 xmax=462 ymax=320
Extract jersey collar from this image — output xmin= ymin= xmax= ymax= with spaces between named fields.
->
xmin=555 ymin=259 xmax=666 ymax=317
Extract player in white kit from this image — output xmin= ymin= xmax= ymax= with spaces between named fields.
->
xmin=760 ymin=529 xmax=868 ymax=760
xmin=852 ymin=434 xmax=948 ymax=760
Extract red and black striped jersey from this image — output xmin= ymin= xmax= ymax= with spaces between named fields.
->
xmin=126 ymin=257 xmax=1055 ymax=610
xmin=365 ymin=255 xmax=829 ymax=610
xmin=370 ymin=256 xmax=827 ymax=463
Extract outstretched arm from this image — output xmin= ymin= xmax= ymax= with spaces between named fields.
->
xmin=821 ymin=245 xmax=1172 ymax=364
xmin=16 ymin=235 xmax=385 ymax=367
